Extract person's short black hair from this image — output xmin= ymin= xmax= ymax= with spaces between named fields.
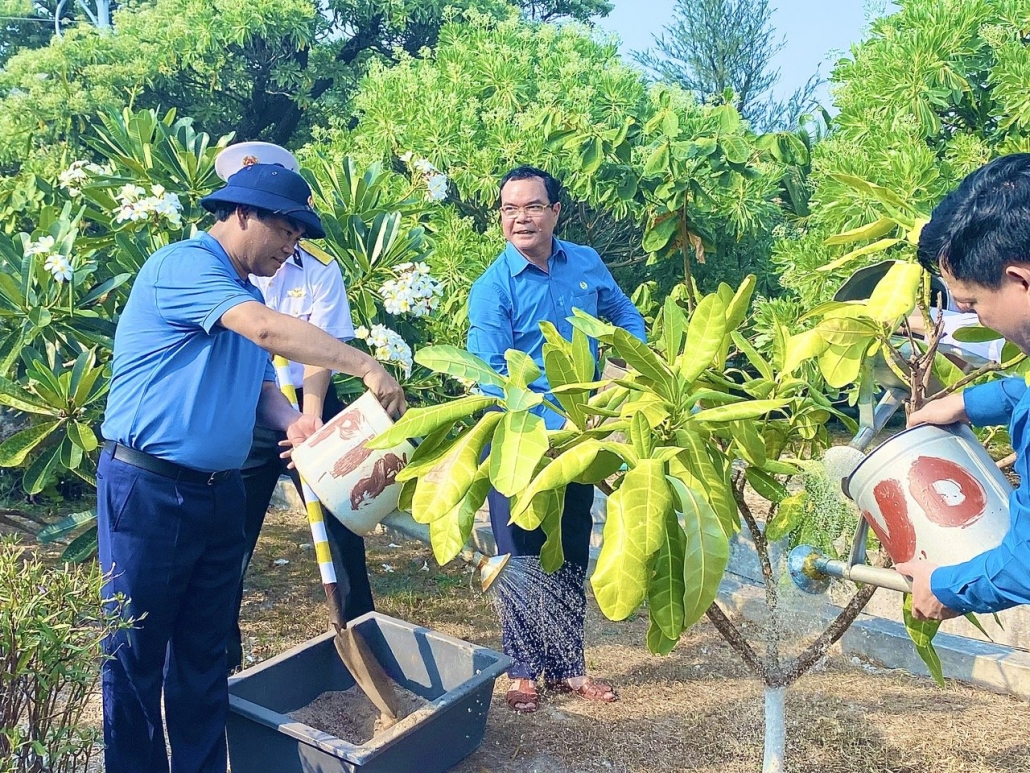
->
xmin=498 ymin=165 xmax=562 ymax=205
xmin=920 ymin=153 xmax=1030 ymax=288
xmin=210 ymin=202 xmax=305 ymax=235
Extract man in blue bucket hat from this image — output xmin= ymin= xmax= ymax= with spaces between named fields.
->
xmin=899 ymin=153 xmax=1030 ymax=621
xmin=98 ymin=162 xmax=404 ymax=773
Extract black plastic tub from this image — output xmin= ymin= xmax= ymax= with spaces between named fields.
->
xmin=227 ymin=612 xmax=511 ymax=773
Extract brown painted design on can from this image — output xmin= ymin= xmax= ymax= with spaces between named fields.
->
xmin=908 ymin=456 xmax=986 ymax=528
xmin=350 ymin=452 xmax=408 ymax=509
xmin=867 ymin=479 xmax=917 ymax=562
xmin=307 ymin=408 xmax=366 ymax=449
xmin=320 ymin=437 xmax=374 ymax=481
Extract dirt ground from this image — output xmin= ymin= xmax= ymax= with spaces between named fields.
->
xmin=8 ymin=500 xmax=1030 ymax=773
xmin=235 ymin=507 xmax=1030 ymax=773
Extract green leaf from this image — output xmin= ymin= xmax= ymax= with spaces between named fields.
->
xmin=590 ymin=481 xmax=650 ymax=620
xmin=22 ymin=442 xmax=63 ymax=495
xmin=678 ymin=293 xmax=728 ymax=385
xmin=367 ymin=395 xmax=499 ymax=448
xmin=782 ymin=329 xmax=830 ymax=376
xmin=724 ymin=276 xmax=756 ymax=332
xmin=903 ymin=594 xmax=944 ymax=687
xmin=744 ymin=467 xmax=787 ymax=503
xmin=0 ymin=420 xmax=61 ymax=466
xmin=731 ymin=332 xmax=773 ymax=381
xmin=629 ymin=411 xmax=655 ymax=458
xmin=543 ymin=348 xmax=586 ymax=428
xmin=490 ymin=411 xmax=548 ymax=497
xmin=61 ymin=526 xmax=99 ymax=563
xmin=611 ymin=329 xmax=676 ymax=400
xmin=669 ymin=477 xmax=729 ymax=629
xmin=950 ymin=326 xmax=1002 ymax=343
xmin=410 ymin=412 xmax=503 ymax=522
xmin=823 ymin=218 xmax=899 ymax=246
xmin=415 ymin=345 xmax=505 ymax=388
xmin=0 ymin=376 xmax=57 ymax=415
xmin=537 ymin=488 xmax=567 ymax=571
xmin=661 ymin=296 xmax=687 ymax=364
xmin=67 ymin=421 xmax=99 ymax=452
xmin=623 ymin=460 xmax=673 ymax=556
xmin=642 ymin=215 xmax=677 ymax=253
xmin=764 ymin=492 xmax=807 ymax=542
xmin=816 ymin=239 xmax=903 ymax=273
xmin=648 ymin=507 xmax=687 ymax=640
xmin=37 ymin=509 xmax=97 ymax=542
xmin=567 ymin=309 xmax=617 ymax=342
xmin=720 ymin=134 xmax=750 ymax=165
xmin=865 ymin=262 xmax=922 ymax=323
xmin=511 ymin=440 xmax=603 ymax=521
xmin=646 ymin=616 xmax=680 ymax=655
xmin=691 ymin=400 xmax=789 ymax=424
xmin=503 ymin=384 xmax=544 ymax=412
xmin=818 ymin=342 xmax=866 ymax=389
xmin=429 ymin=461 xmax=489 ymax=565
xmin=505 ymin=349 xmax=540 ymax=389
xmin=729 ymin=421 xmax=766 ymax=467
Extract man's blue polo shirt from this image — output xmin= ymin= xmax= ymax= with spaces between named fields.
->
xmin=102 ymin=232 xmax=275 ymax=472
xmin=467 ymin=238 xmax=645 ymax=429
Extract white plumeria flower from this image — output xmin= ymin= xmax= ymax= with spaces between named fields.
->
xmin=57 ymin=160 xmax=106 ymax=197
xmin=354 ymin=324 xmax=413 ymax=376
xmin=24 ymin=235 xmax=56 ymax=257
xmin=426 ymin=173 xmax=448 ymax=202
xmin=399 ymin=151 xmax=413 ymax=163
xmin=378 ymin=262 xmax=443 ymax=318
xmin=43 ymin=254 xmax=73 ymax=283
xmin=113 ymin=185 xmax=183 ymax=228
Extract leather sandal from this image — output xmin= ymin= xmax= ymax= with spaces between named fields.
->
xmin=545 ymin=677 xmax=618 ymax=702
xmin=506 ymin=679 xmax=540 ymax=713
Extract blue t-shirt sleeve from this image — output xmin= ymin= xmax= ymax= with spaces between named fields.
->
xmin=963 ymin=378 xmax=1027 ymax=427
xmin=467 ymin=278 xmax=512 ymax=399
xmin=153 ymin=248 xmax=259 ymax=333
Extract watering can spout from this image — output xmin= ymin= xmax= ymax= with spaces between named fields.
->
xmin=459 ymin=547 xmax=511 ymax=593
xmin=787 ymin=545 xmax=912 ymax=594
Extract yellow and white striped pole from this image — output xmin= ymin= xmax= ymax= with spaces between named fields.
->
xmin=273 ymin=355 xmax=336 ymax=586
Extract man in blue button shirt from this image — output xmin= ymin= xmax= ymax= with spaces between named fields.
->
xmin=98 ymin=164 xmax=405 ymax=773
xmin=468 ymin=165 xmax=645 ymax=713
xmin=896 ymin=154 xmax=1030 ymax=621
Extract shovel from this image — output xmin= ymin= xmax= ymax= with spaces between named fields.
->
xmin=273 ymin=356 xmax=403 ymax=726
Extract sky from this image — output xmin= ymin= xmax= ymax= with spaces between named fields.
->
xmin=595 ymin=0 xmax=897 ymax=109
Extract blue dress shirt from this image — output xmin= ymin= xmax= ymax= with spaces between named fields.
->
xmin=931 ymin=377 xmax=1030 ymax=613
xmin=467 ymin=238 xmax=645 ymax=429
xmin=102 ymin=232 xmax=275 ymax=472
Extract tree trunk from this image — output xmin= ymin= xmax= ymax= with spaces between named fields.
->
xmin=763 ymin=686 xmax=786 ymax=773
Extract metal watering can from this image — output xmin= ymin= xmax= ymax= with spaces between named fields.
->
xmin=790 ymin=422 xmax=1013 ymax=594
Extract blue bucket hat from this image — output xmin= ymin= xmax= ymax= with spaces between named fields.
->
xmin=200 ymin=163 xmax=325 ymax=239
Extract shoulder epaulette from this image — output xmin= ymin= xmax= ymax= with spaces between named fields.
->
xmin=299 ymin=240 xmax=334 ymax=266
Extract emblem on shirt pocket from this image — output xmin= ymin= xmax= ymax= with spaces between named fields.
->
xmin=579 ymin=281 xmax=588 ymax=289
xmin=287 ymin=288 xmax=306 ymax=299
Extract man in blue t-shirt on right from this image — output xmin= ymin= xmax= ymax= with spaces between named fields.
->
xmin=897 ymin=154 xmax=1030 ymax=620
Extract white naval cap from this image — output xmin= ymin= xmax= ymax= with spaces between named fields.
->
xmin=214 ymin=141 xmax=299 ymax=182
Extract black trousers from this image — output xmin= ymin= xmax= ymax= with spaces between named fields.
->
xmin=227 ymin=386 xmax=374 ymax=672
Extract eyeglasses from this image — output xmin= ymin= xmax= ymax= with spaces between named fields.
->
xmin=499 ymin=203 xmax=553 ymax=219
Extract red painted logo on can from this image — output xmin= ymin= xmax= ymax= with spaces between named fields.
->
xmin=908 ymin=456 xmax=986 ymax=528
xmin=868 ymin=479 xmax=916 ymax=562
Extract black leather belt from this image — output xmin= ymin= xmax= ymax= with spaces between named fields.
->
xmin=104 ymin=441 xmax=234 ymax=485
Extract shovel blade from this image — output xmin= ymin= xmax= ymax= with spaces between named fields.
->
xmin=333 ymin=627 xmax=403 ymax=725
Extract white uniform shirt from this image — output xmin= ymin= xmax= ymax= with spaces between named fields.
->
xmin=251 ymin=246 xmax=355 ymax=390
